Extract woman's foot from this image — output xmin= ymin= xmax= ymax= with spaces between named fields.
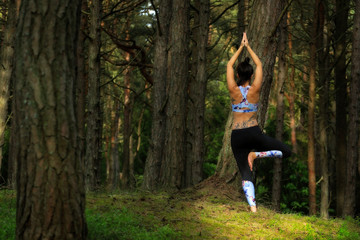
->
xmin=250 ymin=206 xmax=257 ymax=213
xmin=248 ymin=152 xmax=256 ymax=171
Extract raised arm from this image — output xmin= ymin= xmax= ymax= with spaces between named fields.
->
xmin=227 ymin=34 xmax=246 ymax=93
xmin=243 ymin=33 xmax=262 ymax=92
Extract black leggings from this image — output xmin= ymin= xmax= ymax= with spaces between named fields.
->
xmin=231 ymin=126 xmax=292 ymax=182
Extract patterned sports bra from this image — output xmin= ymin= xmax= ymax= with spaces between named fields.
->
xmin=232 ymin=85 xmax=258 ymax=113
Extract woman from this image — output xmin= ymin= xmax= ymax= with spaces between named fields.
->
xmin=227 ymin=33 xmax=291 ymax=212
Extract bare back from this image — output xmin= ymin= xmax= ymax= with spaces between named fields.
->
xmin=230 ymin=85 xmax=259 ymax=129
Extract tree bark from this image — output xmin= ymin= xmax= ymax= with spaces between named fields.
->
xmin=237 ymin=0 xmax=248 ymax=36
xmin=13 ymin=0 xmax=86 ymax=238
xmin=160 ymin=0 xmax=190 ymax=189
xmin=216 ymin=0 xmax=286 ymax=187
xmin=185 ymin=0 xmax=210 ymax=187
xmin=0 ymin=0 xmax=18 ymax=181
xmin=108 ymin=99 xmax=120 ymax=190
xmin=308 ymin=0 xmax=320 ymax=216
xmin=142 ymin=0 xmax=172 ymax=191
xmin=85 ymin=0 xmax=102 ymax=191
xmin=272 ymin=13 xmax=287 ymax=211
xmin=317 ymin=1 xmax=330 ymax=219
xmin=121 ymin=27 xmax=135 ymax=188
xmin=343 ymin=0 xmax=360 ymax=217
xmin=75 ymin=0 xmax=89 ymax=191
xmin=318 ymin=3 xmax=330 ymax=219
xmin=286 ymin=10 xmax=297 ymax=154
xmin=334 ymin=0 xmax=350 ymax=217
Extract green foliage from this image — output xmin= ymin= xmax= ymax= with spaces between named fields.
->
xmin=204 ymin=79 xmax=229 ymax=175
xmin=203 ymin=162 xmax=217 ymax=179
xmin=336 ymin=217 xmax=360 ymax=240
xmin=0 ymin=128 xmax=10 ymax=185
xmin=0 ymin=190 xmax=16 ymax=240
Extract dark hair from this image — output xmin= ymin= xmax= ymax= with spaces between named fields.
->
xmin=236 ymin=57 xmax=253 ymax=86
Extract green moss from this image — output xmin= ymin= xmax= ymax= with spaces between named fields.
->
xmin=1 ymin=189 xmax=360 ymax=240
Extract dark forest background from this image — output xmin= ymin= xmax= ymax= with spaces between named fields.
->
xmin=0 ymin=0 xmax=359 ymax=238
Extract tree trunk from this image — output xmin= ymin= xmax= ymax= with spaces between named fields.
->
xmin=108 ymin=100 xmax=120 ymax=190
xmin=0 ymin=0 xmax=18 ymax=181
xmin=14 ymin=0 xmax=86 ymax=238
xmin=286 ymin=10 xmax=297 ymax=154
xmin=121 ymin=36 xmax=135 ymax=189
xmin=343 ymin=0 xmax=360 ymax=217
xmin=318 ymin=5 xmax=330 ymax=220
xmin=76 ymin=0 xmax=88 ymax=191
xmin=85 ymin=0 xmax=102 ymax=191
xmin=160 ymin=0 xmax=190 ymax=189
xmin=142 ymin=0 xmax=172 ymax=191
xmin=334 ymin=0 xmax=349 ymax=217
xmin=185 ymin=0 xmax=210 ymax=187
xmin=317 ymin=1 xmax=330 ymax=219
xmin=216 ymin=0 xmax=286 ymax=186
xmin=272 ymin=13 xmax=287 ymax=211
xmin=308 ymin=0 xmax=320 ymax=216
xmin=237 ymin=0 xmax=248 ymax=36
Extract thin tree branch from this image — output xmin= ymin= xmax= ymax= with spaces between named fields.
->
xmin=150 ymin=0 xmax=162 ymax=36
xmin=210 ymin=0 xmax=241 ymax=25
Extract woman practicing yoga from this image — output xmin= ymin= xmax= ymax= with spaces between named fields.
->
xmin=227 ymin=33 xmax=291 ymax=212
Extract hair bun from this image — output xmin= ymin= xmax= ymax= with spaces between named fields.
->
xmin=244 ymin=57 xmax=250 ymax=64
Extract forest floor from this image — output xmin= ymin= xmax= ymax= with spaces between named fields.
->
xmin=1 ymin=177 xmax=360 ymax=239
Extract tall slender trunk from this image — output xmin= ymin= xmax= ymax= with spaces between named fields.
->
xmin=0 ymin=0 xmax=18 ymax=180
xmin=85 ymin=0 xmax=102 ymax=191
xmin=334 ymin=0 xmax=349 ymax=217
xmin=185 ymin=0 xmax=210 ymax=187
xmin=237 ymin=0 xmax=248 ymax=36
xmin=308 ymin=0 xmax=320 ymax=216
xmin=160 ymin=0 xmax=190 ymax=189
xmin=121 ymin=30 xmax=135 ymax=188
xmin=108 ymin=100 xmax=120 ymax=190
xmin=317 ymin=1 xmax=330 ymax=219
xmin=272 ymin=12 xmax=287 ymax=211
xmin=286 ymin=10 xmax=297 ymax=154
xmin=142 ymin=0 xmax=172 ymax=191
xmin=14 ymin=0 xmax=86 ymax=238
xmin=343 ymin=0 xmax=360 ymax=217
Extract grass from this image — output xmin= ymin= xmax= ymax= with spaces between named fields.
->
xmin=1 ymin=181 xmax=360 ymax=240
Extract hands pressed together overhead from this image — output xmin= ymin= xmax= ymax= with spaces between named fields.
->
xmin=241 ymin=32 xmax=249 ymax=47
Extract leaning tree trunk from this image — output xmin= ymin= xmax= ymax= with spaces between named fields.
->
xmin=185 ymin=0 xmax=210 ymax=187
xmin=272 ymin=12 xmax=287 ymax=211
xmin=216 ymin=0 xmax=286 ymax=187
xmin=85 ymin=0 xmax=102 ymax=191
xmin=334 ymin=0 xmax=350 ymax=217
xmin=0 ymin=0 xmax=18 ymax=181
xmin=160 ymin=0 xmax=190 ymax=189
xmin=13 ymin=0 xmax=86 ymax=238
xmin=343 ymin=0 xmax=360 ymax=217
xmin=142 ymin=0 xmax=172 ymax=191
